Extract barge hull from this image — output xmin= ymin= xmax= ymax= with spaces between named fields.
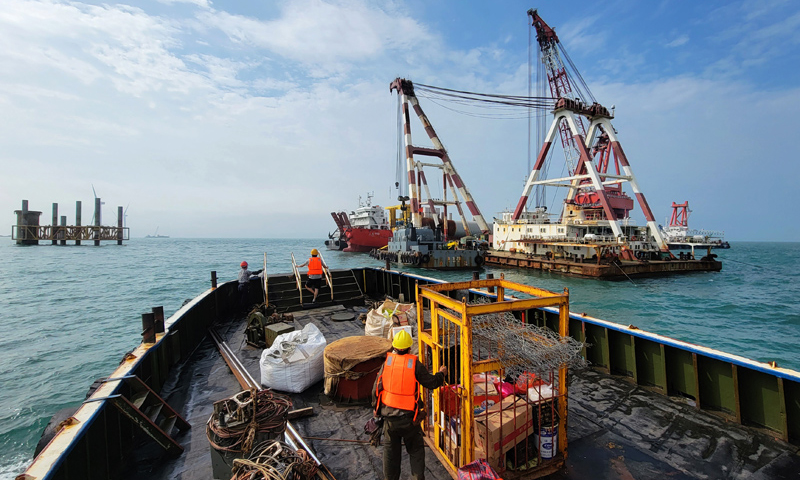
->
xmin=22 ymin=268 xmax=799 ymax=480
xmin=485 ymin=250 xmax=721 ymax=279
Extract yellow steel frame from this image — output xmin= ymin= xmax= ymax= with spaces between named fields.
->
xmin=415 ymin=274 xmax=570 ymax=474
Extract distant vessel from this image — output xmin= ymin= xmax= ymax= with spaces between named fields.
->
xmin=145 ymin=227 xmax=169 ymax=239
xmin=660 ymin=201 xmax=730 ymax=250
xmin=329 ymin=193 xmax=392 ymax=252
xmin=323 ymin=221 xmax=347 ymax=251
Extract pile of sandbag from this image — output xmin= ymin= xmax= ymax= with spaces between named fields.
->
xmin=260 ymin=323 xmax=327 ymax=393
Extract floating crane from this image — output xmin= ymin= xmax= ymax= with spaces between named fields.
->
xmin=507 ymin=9 xmax=669 ymax=252
xmin=390 ymin=77 xmax=490 ymax=238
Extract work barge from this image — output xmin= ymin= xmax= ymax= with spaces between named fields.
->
xmin=20 ymin=267 xmax=800 ymax=480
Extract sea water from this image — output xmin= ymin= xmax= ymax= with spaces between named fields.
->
xmin=0 ymin=238 xmax=798 ymax=478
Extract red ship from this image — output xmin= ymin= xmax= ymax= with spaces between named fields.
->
xmin=330 ymin=194 xmax=393 ymax=252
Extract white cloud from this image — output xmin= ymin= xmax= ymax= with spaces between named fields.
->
xmin=665 ymin=34 xmax=689 ymax=47
xmin=158 ymin=0 xmax=212 ymax=8
xmin=197 ymin=0 xmax=434 ymax=70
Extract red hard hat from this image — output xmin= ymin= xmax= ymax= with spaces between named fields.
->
xmin=241 ymin=261 xmax=248 ymax=268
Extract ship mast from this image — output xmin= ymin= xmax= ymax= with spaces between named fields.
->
xmin=390 ymin=78 xmax=490 ymax=236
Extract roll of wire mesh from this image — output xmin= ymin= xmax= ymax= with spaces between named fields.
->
xmin=231 ymin=440 xmax=318 ymax=480
xmin=206 ymin=388 xmax=292 ymax=455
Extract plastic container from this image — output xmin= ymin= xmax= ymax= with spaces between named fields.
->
xmin=527 ymin=383 xmax=555 ymax=403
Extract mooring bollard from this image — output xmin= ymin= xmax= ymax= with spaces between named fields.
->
xmin=472 ymin=271 xmax=480 ymax=281
xmin=141 ymin=312 xmax=155 ymax=343
xmin=211 ymin=271 xmax=217 ymax=289
xmin=152 ymin=306 xmax=165 ymax=334
xmin=487 ymin=273 xmax=495 ymax=293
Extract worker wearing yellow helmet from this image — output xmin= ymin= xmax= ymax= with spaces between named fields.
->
xmin=373 ymin=329 xmax=447 ymax=480
xmin=297 ymin=248 xmax=327 ymax=304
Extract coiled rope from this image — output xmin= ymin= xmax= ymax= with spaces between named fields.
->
xmin=230 ymin=440 xmax=318 ymax=480
xmin=206 ymin=389 xmax=292 ymax=455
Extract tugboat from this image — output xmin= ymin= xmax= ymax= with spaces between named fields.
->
xmin=660 ymin=201 xmax=730 ymax=250
xmin=323 ymin=220 xmax=347 ymax=251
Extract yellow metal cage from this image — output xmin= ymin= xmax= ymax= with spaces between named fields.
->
xmin=415 ymin=275 xmax=570 ymax=478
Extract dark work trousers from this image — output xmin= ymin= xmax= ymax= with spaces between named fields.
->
xmin=383 ymin=415 xmax=425 ymax=480
xmin=237 ymin=282 xmax=249 ymax=311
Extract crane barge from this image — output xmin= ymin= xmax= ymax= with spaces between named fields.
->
xmin=487 ymin=10 xmax=722 ymax=279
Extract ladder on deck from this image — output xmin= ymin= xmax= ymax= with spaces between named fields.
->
xmin=88 ymin=375 xmax=191 ymax=457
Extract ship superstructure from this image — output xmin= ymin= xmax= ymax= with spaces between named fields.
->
xmin=661 ymin=201 xmax=730 ymax=250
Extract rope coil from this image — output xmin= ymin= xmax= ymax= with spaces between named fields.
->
xmin=206 ymin=389 xmax=292 ymax=455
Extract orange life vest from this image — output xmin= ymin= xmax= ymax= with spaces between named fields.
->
xmin=308 ymin=257 xmax=323 ymax=275
xmin=376 ymin=352 xmax=419 ymax=418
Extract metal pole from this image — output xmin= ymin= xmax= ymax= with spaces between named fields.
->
xmin=75 ymin=201 xmax=81 ymax=245
xmin=59 ymin=216 xmax=66 ymax=246
xmin=17 ymin=200 xmax=29 ymax=244
xmin=117 ymin=206 xmax=123 ymax=245
xmin=211 ymin=271 xmax=217 ymax=289
xmin=487 ymin=273 xmax=494 ymax=293
xmin=94 ymin=198 xmax=101 ymax=246
xmin=52 ymin=203 xmax=58 ymax=245
xmin=152 ymin=306 xmax=165 ymax=334
xmin=141 ymin=313 xmax=155 ymax=343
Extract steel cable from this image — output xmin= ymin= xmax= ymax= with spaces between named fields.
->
xmin=206 ymin=389 xmax=292 ymax=454
xmin=230 ymin=440 xmax=318 ymax=480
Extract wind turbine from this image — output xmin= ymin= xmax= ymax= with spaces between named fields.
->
xmin=90 ymin=184 xmax=105 ymax=225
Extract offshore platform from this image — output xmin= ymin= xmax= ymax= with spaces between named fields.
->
xmin=13 ymin=199 xmax=129 ymax=246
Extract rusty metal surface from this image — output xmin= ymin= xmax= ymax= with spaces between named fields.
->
xmin=485 ymin=250 xmax=722 ymax=279
xmin=11 ymin=224 xmax=130 ymax=241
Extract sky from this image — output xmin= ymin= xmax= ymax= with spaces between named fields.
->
xmin=1 ymin=0 xmax=798 ymax=240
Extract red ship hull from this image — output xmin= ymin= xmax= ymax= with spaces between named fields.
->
xmin=343 ymin=228 xmax=392 ymax=252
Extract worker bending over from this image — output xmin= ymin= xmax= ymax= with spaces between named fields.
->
xmin=373 ymin=330 xmax=447 ymax=480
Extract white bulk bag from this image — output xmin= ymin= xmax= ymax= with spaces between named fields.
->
xmin=260 ymin=323 xmax=327 ymax=393
xmin=364 ymin=307 xmax=393 ymax=338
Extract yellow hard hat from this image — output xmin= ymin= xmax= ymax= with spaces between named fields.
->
xmin=311 ymin=248 xmax=319 ymax=256
xmin=392 ymin=330 xmax=413 ymax=350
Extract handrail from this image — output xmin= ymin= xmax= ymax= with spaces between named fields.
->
xmin=290 ymin=252 xmax=303 ymax=304
xmin=262 ymin=253 xmax=268 ymax=305
xmin=317 ymin=252 xmax=334 ymax=300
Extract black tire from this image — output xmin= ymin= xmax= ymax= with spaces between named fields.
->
xmin=475 ymin=255 xmax=485 ymax=266
xmin=421 ymin=254 xmax=430 ymax=264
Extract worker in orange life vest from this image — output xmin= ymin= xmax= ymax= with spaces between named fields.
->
xmin=373 ymin=330 xmax=447 ymax=480
xmin=297 ymin=248 xmax=326 ymax=304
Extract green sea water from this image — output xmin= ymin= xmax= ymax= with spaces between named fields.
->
xmin=1 ymin=238 xmax=798 ymax=478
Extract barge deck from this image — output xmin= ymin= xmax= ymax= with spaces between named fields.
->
xmin=485 ymin=250 xmax=722 ymax=279
xmin=127 ymin=304 xmax=800 ymax=480
xmin=22 ymin=268 xmax=799 ymax=480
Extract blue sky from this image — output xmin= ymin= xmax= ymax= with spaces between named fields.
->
xmin=1 ymin=0 xmax=798 ymax=240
